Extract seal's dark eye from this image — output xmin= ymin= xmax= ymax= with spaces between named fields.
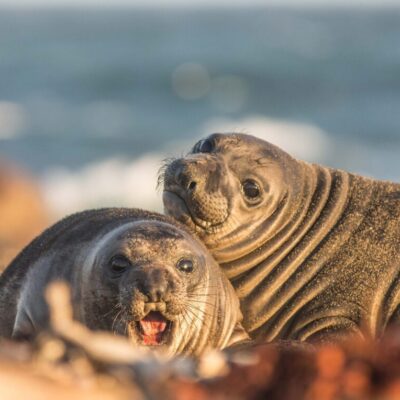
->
xmin=194 ymin=139 xmax=213 ymax=154
xmin=242 ymin=179 xmax=261 ymax=200
xmin=176 ymin=258 xmax=194 ymax=273
xmin=110 ymin=255 xmax=131 ymax=274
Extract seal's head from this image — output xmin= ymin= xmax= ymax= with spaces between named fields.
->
xmin=161 ymin=133 xmax=305 ymax=264
xmin=79 ymin=218 xmax=247 ymax=356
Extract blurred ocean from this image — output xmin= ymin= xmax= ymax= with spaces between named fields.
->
xmin=0 ymin=7 xmax=399 ymax=217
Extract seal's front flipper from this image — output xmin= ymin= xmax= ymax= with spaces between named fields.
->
xmin=226 ymin=322 xmax=251 ymax=348
xmin=12 ymin=309 xmax=37 ymax=341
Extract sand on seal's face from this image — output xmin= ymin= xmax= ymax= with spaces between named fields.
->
xmin=162 ymin=132 xmax=400 ymax=343
xmin=0 ymin=208 xmax=248 ymax=357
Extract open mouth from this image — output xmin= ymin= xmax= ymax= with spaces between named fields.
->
xmin=135 ymin=311 xmax=172 ymax=346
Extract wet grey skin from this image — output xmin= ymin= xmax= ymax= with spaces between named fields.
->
xmin=0 ymin=208 xmax=248 ymax=357
xmin=161 ymin=133 xmax=400 ymax=343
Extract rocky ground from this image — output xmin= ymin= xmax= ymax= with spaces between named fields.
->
xmin=1 ymin=282 xmax=400 ymax=400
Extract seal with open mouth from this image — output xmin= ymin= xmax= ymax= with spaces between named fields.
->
xmin=0 ymin=208 xmax=248 ymax=356
xmin=161 ymin=133 xmax=400 ymax=343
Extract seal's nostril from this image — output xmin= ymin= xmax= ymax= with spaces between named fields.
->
xmin=188 ymin=181 xmax=197 ymax=191
xmin=175 ymin=169 xmax=188 ymax=188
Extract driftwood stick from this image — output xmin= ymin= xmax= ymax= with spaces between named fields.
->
xmin=45 ymin=281 xmax=153 ymax=364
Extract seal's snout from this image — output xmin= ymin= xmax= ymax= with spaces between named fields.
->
xmin=139 ymin=267 xmax=173 ymax=303
xmin=165 ymin=158 xmax=209 ymax=195
xmin=163 ymin=157 xmax=230 ymax=230
xmin=130 ymin=267 xmax=177 ymax=346
xmin=173 ymin=160 xmax=199 ymax=194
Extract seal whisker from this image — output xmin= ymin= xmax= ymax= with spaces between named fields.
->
xmin=100 ymin=302 xmax=122 ymax=320
xmin=187 ymin=290 xmax=218 ymax=297
xmin=185 ymin=303 xmax=215 ymax=319
xmin=184 ymin=305 xmax=214 ymax=332
xmin=185 ymin=298 xmax=216 ymax=307
xmin=181 ymin=309 xmax=192 ymax=328
xmin=157 ymin=157 xmax=177 ymax=192
xmin=184 ymin=300 xmax=215 ymax=320
xmin=187 ymin=294 xmax=218 ymax=302
xmin=187 ymin=282 xmax=220 ymax=292
xmin=0 ymin=207 xmax=244 ymax=357
xmin=186 ymin=291 xmax=217 ymax=303
xmin=111 ymin=308 xmax=125 ymax=333
xmin=181 ymin=308 xmax=202 ymax=330
xmin=187 ymin=289 xmax=219 ymax=298
xmin=188 ymin=285 xmax=219 ymax=292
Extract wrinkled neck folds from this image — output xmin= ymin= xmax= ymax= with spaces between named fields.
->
xmin=217 ymin=162 xmax=349 ymax=278
xmin=165 ymin=265 xmax=242 ymax=356
xmin=216 ymin=163 xmax=356 ymax=338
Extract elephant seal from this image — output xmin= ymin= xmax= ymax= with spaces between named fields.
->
xmin=0 ymin=208 xmax=248 ymax=356
xmin=161 ymin=133 xmax=400 ymax=343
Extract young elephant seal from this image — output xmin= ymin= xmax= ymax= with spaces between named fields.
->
xmin=0 ymin=208 xmax=248 ymax=356
xmin=161 ymin=133 xmax=400 ymax=343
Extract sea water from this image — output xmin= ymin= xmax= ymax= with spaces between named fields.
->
xmin=0 ymin=7 xmax=399 ymax=215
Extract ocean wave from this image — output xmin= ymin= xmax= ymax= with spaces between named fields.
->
xmin=41 ymin=115 xmax=333 ymax=218
xmin=41 ymin=153 xmax=164 ymax=218
xmin=202 ymin=115 xmax=331 ymax=163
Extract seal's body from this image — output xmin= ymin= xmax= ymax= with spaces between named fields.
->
xmin=0 ymin=208 xmax=247 ymax=356
xmin=162 ymin=133 xmax=400 ymax=342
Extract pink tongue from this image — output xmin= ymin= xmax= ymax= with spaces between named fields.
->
xmin=139 ymin=312 xmax=167 ymax=345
